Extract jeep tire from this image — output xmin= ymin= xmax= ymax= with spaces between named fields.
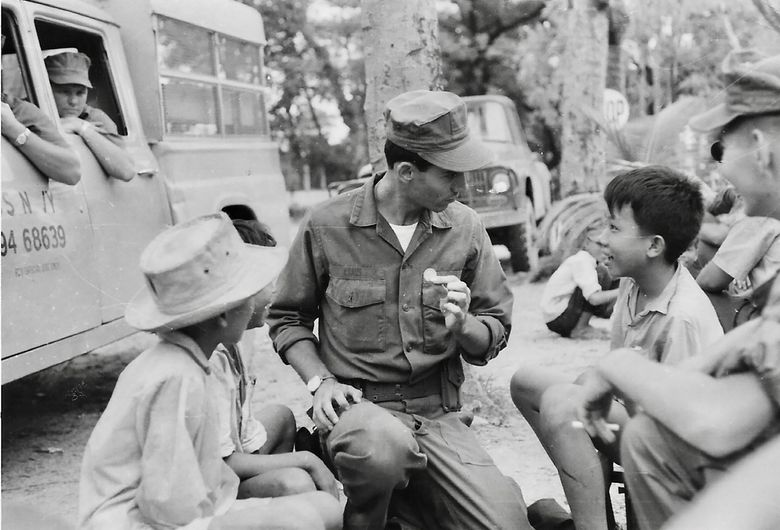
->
xmin=506 ymin=199 xmax=538 ymax=272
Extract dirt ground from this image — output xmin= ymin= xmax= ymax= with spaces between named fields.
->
xmin=1 ymin=272 xmax=625 ymax=528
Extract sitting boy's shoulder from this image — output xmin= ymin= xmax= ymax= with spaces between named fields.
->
xmin=667 ymin=266 xmax=721 ymax=325
xmin=124 ymin=336 xmax=211 ymax=386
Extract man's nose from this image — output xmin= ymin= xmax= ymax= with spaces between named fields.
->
xmin=452 ymin=173 xmax=466 ymax=194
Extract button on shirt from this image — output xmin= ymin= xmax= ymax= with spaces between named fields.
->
xmin=79 ymin=332 xmax=238 ymax=529
xmin=267 ymin=174 xmax=513 ymax=383
xmin=610 ymin=264 xmax=723 ymax=364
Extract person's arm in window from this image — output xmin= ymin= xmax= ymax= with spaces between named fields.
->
xmin=61 ymin=116 xmax=135 ymax=181
xmin=1 ymin=100 xmax=81 ymax=184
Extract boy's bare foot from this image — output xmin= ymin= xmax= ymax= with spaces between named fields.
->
xmin=569 ymin=325 xmax=610 ymax=341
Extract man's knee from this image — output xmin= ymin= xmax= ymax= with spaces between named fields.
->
xmin=328 ymin=402 xmax=422 ymax=487
xmin=265 ymin=404 xmax=296 ymax=435
xmin=240 ymin=467 xmax=316 ymax=498
xmin=275 ymin=467 xmax=317 ymax=495
xmin=510 ymin=365 xmax=561 ymax=411
xmin=538 ymin=383 xmax=579 ymax=427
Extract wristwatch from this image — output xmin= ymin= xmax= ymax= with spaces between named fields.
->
xmin=306 ymin=374 xmax=335 ymax=394
xmin=15 ymin=128 xmax=31 ymax=146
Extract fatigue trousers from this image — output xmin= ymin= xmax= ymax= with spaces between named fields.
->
xmin=326 ymin=396 xmax=532 ymax=530
xmin=620 ymin=414 xmax=737 ymax=530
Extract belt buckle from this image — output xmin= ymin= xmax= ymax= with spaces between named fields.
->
xmin=393 ymin=383 xmax=403 ymax=400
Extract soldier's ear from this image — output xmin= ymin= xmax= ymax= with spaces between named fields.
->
xmin=396 ymin=161 xmax=416 ymax=182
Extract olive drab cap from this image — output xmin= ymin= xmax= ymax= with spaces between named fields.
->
xmin=689 ymin=49 xmax=780 ymax=133
xmin=44 ymin=51 xmax=93 ymax=88
xmin=385 ymin=90 xmax=494 ymax=172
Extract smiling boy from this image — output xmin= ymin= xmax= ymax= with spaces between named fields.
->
xmin=510 ymin=166 xmax=722 ymax=530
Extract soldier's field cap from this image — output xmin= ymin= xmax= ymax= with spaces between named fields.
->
xmin=44 ymin=50 xmax=93 ymax=88
xmin=385 ymin=90 xmax=494 ymax=172
xmin=689 ymin=50 xmax=780 ymax=133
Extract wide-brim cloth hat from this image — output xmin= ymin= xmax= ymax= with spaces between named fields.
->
xmin=125 ymin=212 xmax=288 ymax=332
xmin=689 ymin=49 xmax=780 ymax=134
xmin=385 ymin=90 xmax=494 ymax=172
xmin=44 ymin=50 xmax=93 ymax=88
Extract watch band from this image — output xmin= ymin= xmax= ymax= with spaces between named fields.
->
xmin=15 ymin=127 xmax=31 ymax=146
xmin=307 ymin=374 xmax=336 ymax=394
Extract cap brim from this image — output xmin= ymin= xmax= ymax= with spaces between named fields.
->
xmin=125 ymin=245 xmax=288 ymax=332
xmin=418 ymin=137 xmax=495 ymax=172
xmin=688 ymin=103 xmax=740 ymax=134
xmin=50 ymin=76 xmax=93 ymax=89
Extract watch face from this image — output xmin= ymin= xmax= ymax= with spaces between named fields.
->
xmin=307 ymin=375 xmax=322 ymax=393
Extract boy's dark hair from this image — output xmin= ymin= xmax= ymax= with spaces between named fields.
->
xmin=384 ymin=140 xmax=433 ymax=171
xmin=232 ymin=219 xmax=276 ymax=247
xmin=604 ymin=165 xmax=703 ymax=264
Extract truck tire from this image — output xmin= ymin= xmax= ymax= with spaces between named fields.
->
xmin=506 ymin=198 xmax=539 ymax=272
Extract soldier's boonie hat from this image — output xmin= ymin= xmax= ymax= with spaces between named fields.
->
xmin=125 ymin=212 xmax=287 ymax=332
xmin=689 ymin=50 xmax=780 ymax=133
xmin=44 ymin=50 xmax=93 ymax=88
xmin=385 ymin=90 xmax=494 ymax=172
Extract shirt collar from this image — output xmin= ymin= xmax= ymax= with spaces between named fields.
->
xmin=349 ymin=172 xmax=454 ymax=229
xmin=159 ymin=331 xmax=212 ymax=374
xmin=628 ymin=264 xmax=684 ymax=317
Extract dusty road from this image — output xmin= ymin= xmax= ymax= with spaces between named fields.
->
xmin=1 ymin=273 xmax=623 ymax=527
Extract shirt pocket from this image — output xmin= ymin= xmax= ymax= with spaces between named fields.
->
xmin=325 ymin=276 xmax=386 ymax=353
xmin=421 ymin=269 xmax=461 ymax=355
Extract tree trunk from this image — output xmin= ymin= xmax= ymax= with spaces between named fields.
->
xmin=361 ymin=0 xmax=442 ymax=172
xmin=606 ymin=0 xmax=629 ymax=93
xmin=559 ymin=0 xmax=609 ymax=196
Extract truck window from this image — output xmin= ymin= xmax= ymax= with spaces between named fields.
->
xmin=156 ymin=16 xmax=268 ymax=137
xmin=2 ymin=10 xmax=35 ymax=105
xmin=34 ymin=20 xmax=127 ymax=136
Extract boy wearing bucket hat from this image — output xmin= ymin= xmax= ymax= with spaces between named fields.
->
xmin=268 ymin=90 xmax=533 ymax=529
xmin=78 ymin=213 xmax=342 ymax=529
xmin=44 ymin=50 xmax=136 ymax=181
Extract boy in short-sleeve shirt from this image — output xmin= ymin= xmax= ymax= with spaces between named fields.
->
xmin=78 ymin=214 xmax=341 ymax=530
xmin=610 ymin=265 xmax=724 ymax=365
xmin=541 ymin=232 xmax=618 ymax=338
xmin=510 ymin=166 xmax=722 ymax=529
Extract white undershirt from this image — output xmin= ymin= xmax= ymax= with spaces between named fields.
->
xmin=388 ymin=221 xmax=418 ymax=252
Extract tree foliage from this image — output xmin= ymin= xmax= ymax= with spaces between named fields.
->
xmin=244 ymin=0 xmax=780 ymax=190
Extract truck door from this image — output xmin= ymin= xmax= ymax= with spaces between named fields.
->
xmin=33 ymin=13 xmax=172 ymax=322
xmin=1 ymin=6 xmax=101 ymax=363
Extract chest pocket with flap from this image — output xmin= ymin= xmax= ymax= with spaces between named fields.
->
xmin=325 ymin=276 xmax=386 ymax=352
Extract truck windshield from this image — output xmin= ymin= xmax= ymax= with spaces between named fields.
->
xmin=467 ymin=100 xmax=514 ymax=143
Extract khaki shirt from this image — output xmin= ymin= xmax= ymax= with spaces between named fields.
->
xmin=78 ymin=332 xmax=238 ymax=529
xmin=268 ymin=174 xmax=513 ymax=384
xmin=610 ymin=265 xmax=723 ymax=364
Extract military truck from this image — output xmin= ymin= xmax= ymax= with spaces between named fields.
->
xmin=1 ymin=0 xmax=289 ymax=382
xmin=461 ymin=95 xmax=552 ymax=272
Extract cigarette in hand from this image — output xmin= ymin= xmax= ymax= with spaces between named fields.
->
xmin=571 ymin=420 xmax=620 ymax=432
xmin=423 ymin=268 xmax=449 ymax=285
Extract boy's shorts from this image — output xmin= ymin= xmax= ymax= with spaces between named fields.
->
xmin=545 ymin=287 xmax=593 ymax=337
xmin=546 ymin=264 xmax=615 ymax=337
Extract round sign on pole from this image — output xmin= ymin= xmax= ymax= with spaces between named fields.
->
xmin=603 ymin=88 xmax=629 ymax=129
